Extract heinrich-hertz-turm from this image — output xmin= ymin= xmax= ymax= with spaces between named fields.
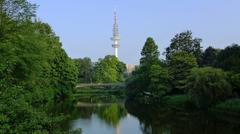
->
xmin=111 ymin=11 xmax=120 ymax=58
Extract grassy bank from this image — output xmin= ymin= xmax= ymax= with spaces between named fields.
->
xmin=74 ymin=86 xmax=126 ymax=103
xmin=210 ymin=99 xmax=240 ymax=116
xmin=161 ymin=95 xmax=240 ymax=116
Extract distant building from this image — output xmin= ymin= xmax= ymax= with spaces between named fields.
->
xmin=126 ymin=64 xmax=136 ymax=74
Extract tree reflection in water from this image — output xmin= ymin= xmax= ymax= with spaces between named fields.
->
xmin=67 ymin=103 xmax=127 ymax=128
xmin=97 ymin=104 xmax=127 ymax=127
xmin=125 ymin=101 xmax=240 ymax=134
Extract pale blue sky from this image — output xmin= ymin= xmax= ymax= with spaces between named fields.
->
xmin=32 ymin=0 xmax=240 ymax=64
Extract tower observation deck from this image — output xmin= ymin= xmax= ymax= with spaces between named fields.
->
xmin=111 ymin=11 xmax=120 ymax=58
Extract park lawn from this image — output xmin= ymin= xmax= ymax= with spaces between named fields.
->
xmin=74 ymin=87 xmax=126 ymax=103
xmin=163 ymin=95 xmax=190 ymax=106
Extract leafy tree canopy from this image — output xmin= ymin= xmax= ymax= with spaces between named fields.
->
xmin=201 ymin=46 xmax=220 ymax=67
xmin=166 ymin=31 xmax=202 ymax=64
xmin=169 ymin=51 xmax=198 ymax=93
xmin=216 ymin=44 xmax=240 ymax=73
xmin=188 ymin=67 xmax=232 ymax=109
xmin=94 ymin=55 xmax=126 ymax=83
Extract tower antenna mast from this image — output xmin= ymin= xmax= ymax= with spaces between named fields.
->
xmin=111 ymin=9 xmax=120 ymax=58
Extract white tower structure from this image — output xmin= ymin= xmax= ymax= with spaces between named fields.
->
xmin=111 ymin=11 xmax=120 ymax=58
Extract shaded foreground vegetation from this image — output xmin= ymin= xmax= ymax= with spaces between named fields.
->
xmin=0 ymin=0 xmax=79 ymax=133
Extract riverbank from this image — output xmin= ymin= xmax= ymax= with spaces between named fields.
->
xmin=73 ymin=86 xmax=126 ymax=103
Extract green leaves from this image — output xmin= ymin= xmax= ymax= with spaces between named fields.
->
xmin=188 ymin=67 xmax=232 ymax=109
xmin=126 ymin=37 xmax=170 ymax=99
xmin=74 ymin=57 xmax=93 ymax=83
xmin=166 ymin=31 xmax=202 ymax=64
xmin=93 ymin=55 xmax=126 ymax=83
xmin=140 ymin=37 xmax=159 ymax=66
xmin=216 ymin=44 xmax=240 ymax=73
xmin=0 ymin=14 xmax=77 ymax=133
xmin=169 ymin=51 xmax=198 ymax=92
xmin=148 ymin=64 xmax=171 ymax=96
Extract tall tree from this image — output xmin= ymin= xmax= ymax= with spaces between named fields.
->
xmin=0 ymin=0 xmax=37 ymax=38
xmin=201 ymin=46 xmax=220 ymax=67
xmin=169 ymin=51 xmax=198 ymax=93
xmin=166 ymin=31 xmax=202 ymax=64
xmin=94 ymin=55 xmax=126 ymax=83
xmin=216 ymin=44 xmax=240 ymax=73
xmin=126 ymin=37 xmax=170 ymax=98
xmin=74 ymin=57 xmax=93 ymax=83
xmin=148 ymin=64 xmax=171 ymax=96
xmin=140 ymin=37 xmax=159 ymax=66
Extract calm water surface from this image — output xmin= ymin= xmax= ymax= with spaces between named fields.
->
xmin=62 ymin=102 xmax=240 ymax=134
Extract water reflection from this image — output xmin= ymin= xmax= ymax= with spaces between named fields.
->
xmin=60 ymin=101 xmax=240 ymax=134
xmin=97 ymin=104 xmax=127 ymax=127
xmin=68 ymin=103 xmax=142 ymax=134
xmin=126 ymin=101 xmax=240 ymax=134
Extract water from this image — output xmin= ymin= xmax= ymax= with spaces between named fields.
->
xmin=62 ymin=102 xmax=240 ymax=134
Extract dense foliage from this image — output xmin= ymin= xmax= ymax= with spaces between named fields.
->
xmin=126 ymin=31 xmax=240 ymax=111
xmin=166 ymin=31 xmax=202 ymax=64
xmin=216 ymin=44 xmax=240 ymax=73
xmin=0 ymin=0 xmax=78 ymax=133
xmin=169 ymin=51 xmax=198 ymax=93
xmin=93 ymin=55 xmax=126 ymax=83
xmin=188 ymin=67 xmax=232 ymax=109
xmin=200 ymin=46 xmax=220 ymax=67
xmin=126 ymin=38 xmax=171 ymax=99
xmin=74 ymin=57 xmax=93 ymax=83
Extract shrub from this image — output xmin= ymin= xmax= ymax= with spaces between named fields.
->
xmin=214 ymin=99 xmax=240 ymax=113
xmin=228 ymin=73 xmax=240 ymax=97
xmin=188 ymin=67 xmax=232 ymax=109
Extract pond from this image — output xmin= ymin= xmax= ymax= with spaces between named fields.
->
xmin=61 ymin=102 xmax=240 ymax=134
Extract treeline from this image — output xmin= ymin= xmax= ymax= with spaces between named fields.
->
xmin=0 ymin=0 xmax=79 ymax=133
xmin=127 ymin=31 xmax=240 ymax=109
xmin=74 ymin=55 xmax=126 ymax=83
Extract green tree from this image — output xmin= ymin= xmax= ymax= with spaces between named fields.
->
xmin=74 ymin=57 xmax=93 ymax=83
xmin=201 ymin=46 xmax=220 ymax=67
xmin=228 ymin=73 xmax=240 ymax=97
xmin=188 ymin=67 xmax=232 ymax=109
xmin=216 ymin=44 xmax=240 ymax=73
xmin=0 ymin=0 xmax=37 ymax=38
xmin=94 ymin=55 xmax=126 ymax=83
xmin=166 ymin=31 xmax=202 ymax=64
xmin=0 ymin=1 xmax=78 ymax=131
xmin=169 ymin=51 xmax=198 ymax=93
xmin=140 ymin=37 xmax=159 ymax=66
xmin=126 ymin=37 xmax=170 ymax=99
xmin=148 ymin=64 xmax=171 ymax=96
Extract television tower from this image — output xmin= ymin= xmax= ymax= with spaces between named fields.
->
xmin=111 ymin=11 xmax=120 ymax=58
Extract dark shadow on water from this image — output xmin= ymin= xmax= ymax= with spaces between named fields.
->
xmin=125 ymin=100 xmax=240 ymax=134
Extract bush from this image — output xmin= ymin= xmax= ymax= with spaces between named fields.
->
xmin=188 ymin=67 xmax=232 ymax=109
xmin=228 ymin=73 xmax=240 ymax=97
xmin=164 ymin=95 xmax=190 ymax=106
xmin=214 ymin=99 xmax=240 ymax=113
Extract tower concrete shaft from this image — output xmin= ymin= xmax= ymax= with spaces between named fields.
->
xmin=111 ymin=11 xmax=120 ymax=58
